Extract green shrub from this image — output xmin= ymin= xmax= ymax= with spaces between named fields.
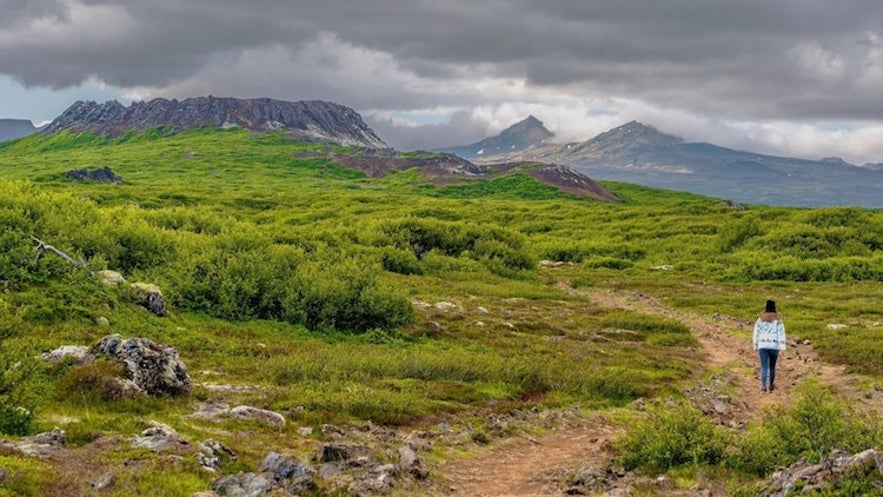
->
xmin=618 ymin=400 xmax=729 ymax=472
xmin=55 ymin=358 xmax=131 ymax=403
xmin=731 ymin=381 xmax=882 ymax=475
xmin=0 ymin=299 xmax=36 ymax=436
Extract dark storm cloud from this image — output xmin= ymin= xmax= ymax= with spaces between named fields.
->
xmin=3 ymin=0 xmax=883 ymax=121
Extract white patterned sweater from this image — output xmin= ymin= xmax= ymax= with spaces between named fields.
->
xmin=753 ymin=312 xmax=786 ymax=351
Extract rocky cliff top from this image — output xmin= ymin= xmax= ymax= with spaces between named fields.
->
xmin=44 ymin=97 xmax=388 ymax=148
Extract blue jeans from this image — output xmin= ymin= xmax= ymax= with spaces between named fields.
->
xmin=758 ymin=349 xmax=779 ymax=390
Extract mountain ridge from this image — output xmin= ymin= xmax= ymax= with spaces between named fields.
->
xmin=451 ymin=120 xmax=883 ymax=207
xmin=43 ymin=96 xmax=389 ymax=149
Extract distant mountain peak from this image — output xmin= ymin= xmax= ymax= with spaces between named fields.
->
xmin=596 ymin=120 xmax=682 ymax=146
xmin=500 ymin=115 xmax=553 ymax=139
xmin=43 ymin=96 xmax=389 ymax=148
xmin=437 ymin=115 xmax=553 ymax=159
xmin=0 ymin=118 xmax=37 ymax=142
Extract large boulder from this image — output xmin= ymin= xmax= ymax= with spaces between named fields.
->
xmin=94 ymin=334 xmax=190 ymax=396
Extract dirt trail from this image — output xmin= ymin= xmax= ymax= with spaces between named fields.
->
xmin=434 ymin=283 xmax=880 ymax=496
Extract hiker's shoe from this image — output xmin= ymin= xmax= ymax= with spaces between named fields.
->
xmin=769 ymin=385 xmax=775 ymax=392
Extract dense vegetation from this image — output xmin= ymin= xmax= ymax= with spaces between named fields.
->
xmin=0 ymin=128 xmax=880 ymax=495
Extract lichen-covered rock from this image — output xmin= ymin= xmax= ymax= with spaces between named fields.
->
xmin=228 ymin=406 xmax=285 ymax=427
xmin=41 ymin=345 xmax=94 ymax=365
xmin=96 ymin=270 xmax=126 ymax=286
xmin=198 ymin=439 xmax=237 ymax=472
xmin=131 ymin=421 xmax=188 ymax=452
xmin=129 ymin=282 xmax=167 ymax=316
xmin=211 ymin=472 xmax=275 ymax=497
xmin=316 ymin=443 xmax=373 ymax=466
xmin=758 ymin=449 xmax=882 ymax=497
xmin=95 ymin=334 xmax=190 ymax=396
xmin=258 ymin=452 xmax=316 ymax=494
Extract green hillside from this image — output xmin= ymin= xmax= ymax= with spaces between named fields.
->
xmin=1 ymin=129 xmax=881 ymax=495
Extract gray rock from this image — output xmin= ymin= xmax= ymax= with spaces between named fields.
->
xmin=65 ymin=166 xmax=123 ymax=183
xmin=26 ymin=428 xmax=65 ymax=446
xmin=758 ymin=449 xmax=882 ymax=497
xmin=95 ymin=334 xmax=190 ymax=396
xmin=258 ymin=452 xmax=316 ymax=494
xmin=398 ymin=445 xmax=428 ymax=479
xmin=129 ymin=282 xmax=167 ymax=316
xmin=258 ymin=452 xmax=313 ymax=480
xmin=228 ymin=406 xmax=285 ymax=427
xmin=132 ymin=421 xmax=188 ymax=452
xmin=316 ymin=443 xmax=372 ymax=466
xmin=41 ymin=345 xmax=94 ymax=365
xmin=198 ymin=439 xmax=236 ymax=472
xmin=211 ymin=472 xmax=275 ymax=497
xmin=91 ymin=471 xmax=117 ymax=491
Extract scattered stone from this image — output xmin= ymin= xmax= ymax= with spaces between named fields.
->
xmin=758 ymin=449 xmax=882 ymax=497
xmin=348 ymin=464 xmax=396 ymax=496
xmin=321 ymin=424 xmax=346 ymax=437
xmin=725 ymin=199 xmax=746 ymax=210
xmin=228 ymin=405 xmax=285 ymax=427
xmin=259 ymin=452 xmax=312 ymax=480
xmin=398 ymin=445 xmax=428 ymax=479
xmin=41 ymin=345 xmax=94 ymax=365
xmin=198 ymin=439 xmax=236 ymax=472
xmin=96 ymin=270 xmax=126 ymax=286
xmin=191 ymin=492 xmax=219 ymax=497
xmin=650 ymin=265 xmax=674 ymax=271
xmin=91 ymin=471 xmax=117 ymax=491
xmin=95 ymin=316 xmax=110 ymax=326
xmin=132 ymin=421 xmax=188 ymax=452
xmin=65 ymin=166 xmax=123 ymax=183
xmin=826 ymin=324 xmax=847 ymax=330
xmin=404 ymin=432 xmax=432 ymax=451
xmin=129 ymin=282 xmax=167 ymax=316
xmin=211 ymin=472 xmax=275 ymax=497
xmin=187 ymin=402 xmax=231 ymax=422
xmin=434 ymin=301 xmax=460 ymax=311
xmin=297 ymin=427 xmax=313 ymax=437
xmin=316 ymin=443 xmax=372 ymax=466
xmin=476 ymin=306 xmax=489 ymax=314
xmin=95 ymin=334 xmax=191 ymax=396
xmin=26 ymin=428 xmax=66 ymax=446
xmin=474 ymin=321 xmax=485 ymax=327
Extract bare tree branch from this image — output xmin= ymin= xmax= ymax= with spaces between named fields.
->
xmin=31 ymin=237 xmax=85 ymax=269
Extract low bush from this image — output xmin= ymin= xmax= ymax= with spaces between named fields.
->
xmin=730 ymin=381 xmax=882 ymax=476
xmin=617 ymin=400 xmax=729 ymax=472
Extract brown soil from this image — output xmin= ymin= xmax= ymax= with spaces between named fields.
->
xmin=432 ymin=283 xmax=881 ymax=496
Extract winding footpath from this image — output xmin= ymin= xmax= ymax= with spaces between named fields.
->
xmin=433 ymin=283 xmax=881 ymax=496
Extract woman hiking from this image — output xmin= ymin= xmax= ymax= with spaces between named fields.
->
xmin=753 ymin=299 xmax=786 ymax=393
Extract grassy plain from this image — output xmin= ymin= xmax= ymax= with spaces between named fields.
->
xmin=0 ymin=128 xmax=881 ymax=495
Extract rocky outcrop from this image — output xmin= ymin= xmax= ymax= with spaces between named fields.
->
xmin=758 ymin=449 xmax=882 ymax=497
xmin=64 ymin=166 xmax=123 ymax=183
xmin=44 ymin=97 xmax=388 ymax=148
xmin=94 ymin=334 xmax=190 ymax=396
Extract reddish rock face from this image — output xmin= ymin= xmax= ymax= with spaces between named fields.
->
xmin=44 ymin=96 xmax=389 ymax=148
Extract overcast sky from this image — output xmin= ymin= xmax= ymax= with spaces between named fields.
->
xmin=3 ymin=0 xmax=883 ymax=164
